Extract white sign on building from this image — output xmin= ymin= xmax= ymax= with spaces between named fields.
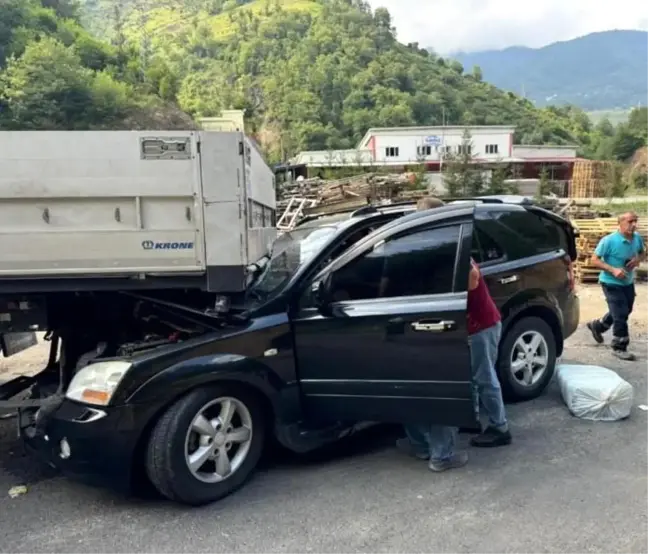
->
xmin=424 ymin=135 xmax=443 ymax=146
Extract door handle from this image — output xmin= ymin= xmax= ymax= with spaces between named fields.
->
xmin=411 ymin=320 xmax=455 ymax=332
xmin=499 ymin=275 xmax=519 ymax=285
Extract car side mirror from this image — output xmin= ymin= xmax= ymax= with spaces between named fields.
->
xmin=312 ymin=274 xmax=333 ymax=317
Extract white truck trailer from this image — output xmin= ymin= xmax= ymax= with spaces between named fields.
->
xmin=0 ymin=130 xmax=277 ymax=294
xmin=0 ymin=130 xmax=278 ymax=409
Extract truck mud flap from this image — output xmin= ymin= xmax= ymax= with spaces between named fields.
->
xmin=0 ymin=332 xmax=39 ymax=357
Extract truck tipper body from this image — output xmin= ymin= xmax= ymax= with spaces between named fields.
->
xmin=0 ymin=130 xmax=278 ymax=408
xmin=0 ymin=130 xmax=277 ymax=294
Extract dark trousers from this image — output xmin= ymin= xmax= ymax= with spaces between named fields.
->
xmin=595 ymin=283 xmax=636 ymax=351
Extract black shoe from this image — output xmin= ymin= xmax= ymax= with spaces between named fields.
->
xmin=470 ymin=426 xmax=512 ymax=448
xmin=612 ymin=349 xmax=636 ymax=361
xmin=586 ymin=321 xmax=604 ymax=344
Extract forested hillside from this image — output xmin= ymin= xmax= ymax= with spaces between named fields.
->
xmin=0 ymin=0 xmax=644 ymax=164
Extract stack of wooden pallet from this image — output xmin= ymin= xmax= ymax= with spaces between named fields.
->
xmin=569 ymin=160 xmax=610 ymax=198
xmin=572 ymin=217 xmax=648 ymax=283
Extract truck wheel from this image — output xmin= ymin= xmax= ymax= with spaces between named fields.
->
xmin=145 ymin=385 xmax=265 ymax=506
xmin=497 ymin=317 xmax=557 ymax=402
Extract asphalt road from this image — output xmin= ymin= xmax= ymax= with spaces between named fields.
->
xmin=0 ymin=327 xmax=646 ymax=553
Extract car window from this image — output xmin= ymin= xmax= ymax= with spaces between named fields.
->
xmin=299 ymin=223 xmax=383 ymax=309
xmin=480 ymin=210 xmax=568 ymax=261
xmin=328 ymin=225 xmax=461 ymax=301
xmin=492 ymin=211 xmax=564 ymax=253
xmin=471 ymin=225 xmax=505 ymax=263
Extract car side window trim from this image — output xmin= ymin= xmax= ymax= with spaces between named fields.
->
xmin=323 ymin=223 xmax=463 ymax=302
xmin=479 ymin=249 xmax=567 ymax=276
xmin=314 ymin=291 xmax=468 ymax=318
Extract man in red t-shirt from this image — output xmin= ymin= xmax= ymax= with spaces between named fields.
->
xmin=467 ymin=259 xmax=512 ymax=447
xmin=396 ymin=198 xmax=510 ymax=471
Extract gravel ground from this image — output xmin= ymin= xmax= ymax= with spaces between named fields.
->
xmin=0 ymin=284 xmax=646 ymax=553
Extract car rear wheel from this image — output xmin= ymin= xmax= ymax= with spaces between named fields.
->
xmin=145 ymin=385 xmax=265 ymax=506
xmin=497 ymin=316 xmax=557 ymax=402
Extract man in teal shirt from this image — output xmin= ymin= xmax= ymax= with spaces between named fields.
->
xmin=587 ymin=211 xmax=645 ymax=360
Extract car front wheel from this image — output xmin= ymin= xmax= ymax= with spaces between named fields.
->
xmin=145 ymin=385 xmax=265 ymax=506
xmin=497 ymin=316 xmax=557 ymax=402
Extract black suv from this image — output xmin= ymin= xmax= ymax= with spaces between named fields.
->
xmin=22 ymin=197 xmax=579 ymax=506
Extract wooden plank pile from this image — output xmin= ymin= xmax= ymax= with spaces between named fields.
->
xmin=572 ymin=217 xmax=648 ymax=283
xmin=277 ymin=173 xmax=414 ymax=215
xmin=568 ymin=160 xmax=610 ymax=198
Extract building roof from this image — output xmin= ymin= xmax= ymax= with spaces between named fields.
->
xmin=358 ymin=125 xmax=516 ymax=148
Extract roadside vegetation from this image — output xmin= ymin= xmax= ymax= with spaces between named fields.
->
xmin=0 ymin=0 xmax=646 ymax=172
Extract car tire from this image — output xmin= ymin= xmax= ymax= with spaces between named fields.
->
xmin=497 ymin=316 xmax=557 ymax=402
xmin=145 ymin=385 xmax=266 ymax=506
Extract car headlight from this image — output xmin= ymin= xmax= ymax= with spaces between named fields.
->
xmin=66 ymin=361 xmax=132 ymax=406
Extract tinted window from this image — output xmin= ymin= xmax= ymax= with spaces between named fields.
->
xmin=472 ymin=225 xmax=505 ymax=263
xmin=329 ymin=225 xmax=460 ymax=301
xmin=480 ymin=210 xmax=569 ymax=261
xmin=493 ymin=211 xmax=564 ymax=252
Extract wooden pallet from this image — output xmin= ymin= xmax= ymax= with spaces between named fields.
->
xmin=569 ymin=160 xmax=610 ymax=198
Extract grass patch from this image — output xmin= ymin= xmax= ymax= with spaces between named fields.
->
xmin=597 ymin=199 xmax=648 ymax=215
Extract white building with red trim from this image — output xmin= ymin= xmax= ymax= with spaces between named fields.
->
xmin=287 ymin=125 xmax=578 ymax=184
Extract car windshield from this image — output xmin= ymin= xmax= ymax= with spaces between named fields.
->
xmin=245 ymin=224 xmax=338 ymax=304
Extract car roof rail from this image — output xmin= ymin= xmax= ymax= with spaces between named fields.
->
xmin=447 ymin=195 xmax=535 ymax=205
xmin=350 ymin=205 xmax=379 ymax=217
xmin=293 ymin=195 xmax=534 ymax=227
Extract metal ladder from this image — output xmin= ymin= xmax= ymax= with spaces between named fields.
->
xmin=276 ymin=197 xmax=315 ymax=231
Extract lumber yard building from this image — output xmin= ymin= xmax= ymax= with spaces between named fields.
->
xmin=277 ymin=125 xmax=579 ymax=196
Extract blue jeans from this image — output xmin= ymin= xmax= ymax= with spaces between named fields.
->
xmin=404 ymin=322 xmax=508 ymax=458
xmin=405 ymin=424 xmax=457 ymax=462
xmin=469 ymin=321 xmax=508 ymax=432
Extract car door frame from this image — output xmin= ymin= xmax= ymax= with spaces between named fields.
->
xmin=289 ymin=205 xmax=478 ymax=427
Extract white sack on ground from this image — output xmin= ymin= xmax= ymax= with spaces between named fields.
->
xmin=556 ymin=364 xmax=634 ymax=421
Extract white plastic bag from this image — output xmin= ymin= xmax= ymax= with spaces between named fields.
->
xmin=556 ymin=364 xmax=634 ymax=421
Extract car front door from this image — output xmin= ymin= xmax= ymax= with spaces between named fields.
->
xmin=291 ymin=214 xmax=477 ymax=427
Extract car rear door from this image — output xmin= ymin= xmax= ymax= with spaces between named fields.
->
xmin=291 ymin=208 xmax=478 ymax=427
xmin=470 ymin=209 xmax=525 ymax=307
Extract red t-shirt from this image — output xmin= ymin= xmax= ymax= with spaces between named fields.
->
xmin=467 ymin=261 xmax=501 ymax=335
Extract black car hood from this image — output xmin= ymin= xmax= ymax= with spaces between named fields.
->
xmin=112 ymin=312 xmax=291 ymax=403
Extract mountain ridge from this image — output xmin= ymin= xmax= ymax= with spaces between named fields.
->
xmin=447 ymin=30 xmax=647 ymax=111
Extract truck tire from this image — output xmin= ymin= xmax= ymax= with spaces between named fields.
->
xmin=497 ymin=316 xmax=557 ymax=402
xmin=145 ymin=385 xmax=265 ymax=506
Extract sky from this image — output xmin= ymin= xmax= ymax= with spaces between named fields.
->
xmin=366 ymin=0 xmax=648 ymax=54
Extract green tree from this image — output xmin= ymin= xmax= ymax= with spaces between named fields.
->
xmin=0 ymin=36 xmax=132 ymax=129
xmin=603 ymin=161 xmax=629 ymax=198
xmin=486 ymin=162 xmax=511 ymax=194
xmin=610 ymin=125 xmax=645 ymax=160
xmin=627 ymin=106 xmax=648 ymax=140
xmin=0 ymin=37 xmax=96 ymax=129
xmin=442 ymin=129 xmax=484 ymax=196
xmin=536 ymin=166 xmax=557 ymax=197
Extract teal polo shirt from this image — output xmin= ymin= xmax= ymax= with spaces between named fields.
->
xmin=595 ymin=231 xmax=645 ymax=286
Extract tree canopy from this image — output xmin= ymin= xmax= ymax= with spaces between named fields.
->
xmin=0 ymin=0 xmax=645 ymax=165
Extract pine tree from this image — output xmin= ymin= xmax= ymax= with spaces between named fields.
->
xmin=441 ymin=129 xmax=484 ymax=196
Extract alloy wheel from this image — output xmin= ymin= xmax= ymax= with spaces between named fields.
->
xmin=510 ymin=330 xmax=549 ymax=387
xmin=184 ymin=397 xmax=253 ymax=483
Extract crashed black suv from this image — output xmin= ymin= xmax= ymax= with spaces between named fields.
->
xmin=18 ymin=197 xmax=579 ymax=506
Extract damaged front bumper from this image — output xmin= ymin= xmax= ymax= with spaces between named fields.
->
xmin=16 ymin=393 xmax=143 ymax=494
